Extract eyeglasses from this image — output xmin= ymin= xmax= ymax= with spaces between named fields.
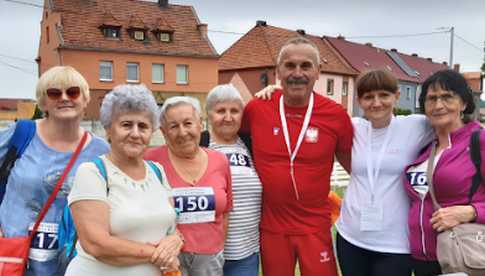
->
xmin=46 ymin=87 xmax=81 ymax=101
xmin=424 ymin=93 xmax=458 ymax=106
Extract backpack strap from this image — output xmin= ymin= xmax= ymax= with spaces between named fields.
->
xmin=0 ymin=120 xmax=36 ymax=203
xmin=64 ymin=156 xmax=107 ymax=258
xmin=92 ymin=157 xmax=109 ymax=195
xmin=468 ymin=129 xmax=482 ymax=204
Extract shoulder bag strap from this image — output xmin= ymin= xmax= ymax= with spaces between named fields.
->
xmin=426 ymin=142 xmax=442 ymax=210
xmin=27 ymin=132 xmax=88 ymax=251
xmin=468 ymin=130 xmax=482 ymax=204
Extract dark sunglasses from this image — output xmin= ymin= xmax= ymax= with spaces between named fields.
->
xmin=46 ymin=87 xmax=81 ymax=100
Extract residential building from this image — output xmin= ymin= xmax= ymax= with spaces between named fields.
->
xmin=219 ymin=21 xmax=358 ymax=114
xmin=37 ymin=0 xmax=218 ymax=119
xmin=464 ymin=72 xmax=484 ymax=120
xmin=325 ymin=37 xmax=447 ymax=115
xmin=0 ymin=99 xmax=36 ymax=121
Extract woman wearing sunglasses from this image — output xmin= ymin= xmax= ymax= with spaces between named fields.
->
xmin=0 ymin=66 xmax=109 ymax=276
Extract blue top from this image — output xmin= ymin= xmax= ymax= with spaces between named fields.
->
xmin=0 ymin=121 xmax=109 ymax=276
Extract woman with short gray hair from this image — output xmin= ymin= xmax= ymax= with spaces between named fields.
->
xmin=66 ymin=84 xmax=183 ymax=276
xmin=201 ymin=84 xmax=262 ymax=276
xmin=145 ymin=96 xmax=232 ymax=276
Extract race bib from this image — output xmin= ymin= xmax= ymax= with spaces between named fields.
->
xmin=172 ymin=187 xmax=216 ymax=224
xmin=406 ymin=162 xmax=429 ymax=196
xmin=28 ymin=222 xmax=59 ymax=262
xmin=226 ymin=153 xmax=250 ymax=168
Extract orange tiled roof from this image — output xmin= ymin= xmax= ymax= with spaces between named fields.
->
xmin=99 ymin=11 xmax=121 ymax=27
xmin=219 ymin=24 xmax=358 ymax=76
xmin=50 ymin=0 xmax=217 ymax=58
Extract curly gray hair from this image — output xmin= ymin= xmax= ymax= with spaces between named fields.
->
xmin=159 ymin=96 xmax=201 ymax=128
xmin=100 ymin=84 xmax=160 ymax=129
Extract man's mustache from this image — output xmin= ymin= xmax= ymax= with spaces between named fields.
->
xmin=286 ymin=78 xmax=308 ymax=85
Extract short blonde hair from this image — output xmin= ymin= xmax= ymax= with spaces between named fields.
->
xmin=36 ymin=66 xmax=90 ymax=111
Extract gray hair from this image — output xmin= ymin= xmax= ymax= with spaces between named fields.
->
xmin=206 ymin=84 xmax=244 ymax=112
xmin=159 ymin=96 xmax=201 ymax=128
xmin=276 ymin=37 xmax=320 ymax=66
xmin=100 ymin=84 xmax=160 ymax=129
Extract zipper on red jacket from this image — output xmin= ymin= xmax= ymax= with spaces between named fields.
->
xmin=419 ymin=196 xmax=428 ymax=258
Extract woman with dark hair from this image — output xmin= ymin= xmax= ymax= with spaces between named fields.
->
xmin=404 ymin=69 xmax=485 ymax=276
xmin=334 ymin=69 xmax=434 ymax=276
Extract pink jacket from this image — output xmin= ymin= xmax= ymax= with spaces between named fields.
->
xmin=403 ymin=121 xmax=485 ymax=261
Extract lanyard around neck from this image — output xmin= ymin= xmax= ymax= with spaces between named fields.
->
xmin=279 ymin=93 xmax=314 ymax=200
xmin=365 ymin=117 xmax=394 ymax=203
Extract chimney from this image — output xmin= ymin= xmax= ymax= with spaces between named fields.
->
xmin=426 ymin=58 xmax=433 ymax=62
xmin=337 ymin=35 xmax=345 ymax=40
xmin=411 ymin=53 xmax=418 ymax=57
xmin=365 ymin=42 xmax=373 ymax=47
xmin=158 ymin=0 xmax=168 ymax=8
xmin=390 ymin=48 xmax=397 ymax=52
xmin=453 ymin=64 xmax=460 ymax=72
xmin=296 ymin=29 xmax=306 ymax=35
xmin=197 ymin=23 xmax=208 ymax=39
xmin=256 ymin=20 xmax=267 ymax=27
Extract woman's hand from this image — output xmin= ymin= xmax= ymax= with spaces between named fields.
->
xmin=150 ymin=232 xmax=184 ymax=267
xmin=430 ymin=205 xmax=477 ymax=232
xmin=254 ymin=85 xmax=281 ymax=100
xmin=161 ymin=256 xmax=180 ymax=272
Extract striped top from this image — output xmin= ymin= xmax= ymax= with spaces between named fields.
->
xmin=209 ymin=137 xmax=262 ymax=260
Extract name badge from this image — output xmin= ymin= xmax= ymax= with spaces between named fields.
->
xmin=360 ymin=202 xmax=383 ymax=232
xmin=28 ymin=222 xmax=59 ymax=262
xmin=172 ymin=187 xmax=216 ymax=224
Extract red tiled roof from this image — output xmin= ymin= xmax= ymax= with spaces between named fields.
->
xmin=219 ymin=24 xmax=358 ymax=76
xmin=127 ymin=14 xmax=147 ymax=30
xmin=50 ymin=0 xmax=217 ymax=58
xmin=326 ymin=37 xmax=418 ymax=83
xmin=397 ymin=53 xmax=448 ymax=83
xmin=99 ymin=11 xmax=121 ymax=27
xmin=153 ymin=17 xmax=174 ymax=32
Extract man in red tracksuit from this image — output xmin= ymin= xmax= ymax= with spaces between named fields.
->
xmin=241 ymin=37 xmax=353 ymax=276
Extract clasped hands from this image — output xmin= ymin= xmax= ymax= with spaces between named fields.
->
xmin=150 ymin=232 xmax=184 ymax=271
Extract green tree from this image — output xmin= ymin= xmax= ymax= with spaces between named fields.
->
xmin=31 ymin=104 xmax=43 ymax=119
xmin=394 ymin=107 xmax=412 ymax=116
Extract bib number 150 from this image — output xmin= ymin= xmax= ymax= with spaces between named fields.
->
xmin=175 ymin=196 xmax=210 ymax=212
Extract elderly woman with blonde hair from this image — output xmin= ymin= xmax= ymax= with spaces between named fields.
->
xmin=0 ymin=66 xmax=109 ymax=275
xmin=65 ymin=84 xmax=183 ymax=276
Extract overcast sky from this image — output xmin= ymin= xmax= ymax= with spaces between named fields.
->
xmin=0 ymin=0 xmax=484 ymax=99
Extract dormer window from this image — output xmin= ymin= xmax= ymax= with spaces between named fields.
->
xmin=133 ymin=30 xmax=145 ymax=41
xmin=99 ymin=11 xmax=122 ymax=40
xmin=152 ymin=17 xmax=174 ymax=43
xmin=159 ymin=32 xmax=171 ymax=42
xmin=103 ymin=27 xmax=120 ymax=39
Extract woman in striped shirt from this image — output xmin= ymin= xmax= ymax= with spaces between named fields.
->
xmin=204 ymin=84 xmax=263 ymax=276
